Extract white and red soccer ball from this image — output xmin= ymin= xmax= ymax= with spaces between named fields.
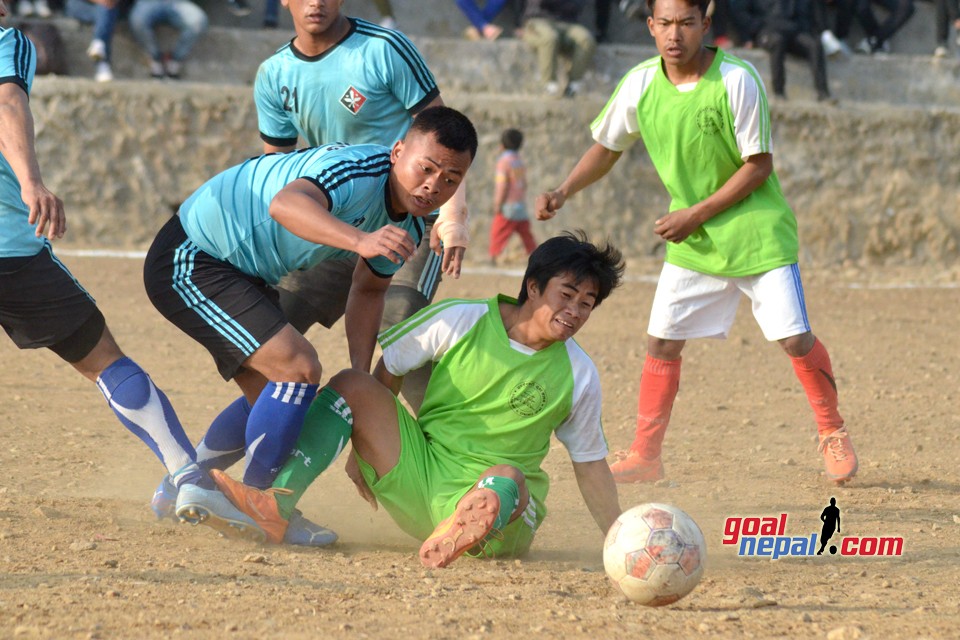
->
xmin=603 ymin=503 xmax=706 ymax=606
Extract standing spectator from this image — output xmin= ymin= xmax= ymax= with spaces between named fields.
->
xmin=65 ymin=0 xmax=121 ymax=81
xmin=127 ymin=0 xmax=208 ymax=79
xmin=730 ymin=0 xmax=833 ymax=101
xmin=934 ymin=0 xmax=960 ymax=56
xmin=853 ymin=0 xmax=914 ymax=53
xmin=522 ymin=0 xmax=596 ymax=96
xmin=457 ymin=0 xmax=507 ymax=39
xmin=489 ymin=128 xmax=537 ymax=264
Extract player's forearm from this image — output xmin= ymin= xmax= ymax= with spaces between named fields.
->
xmin=373 ymin=358 xmax=404 ymax=396
xmin=344 ymin=288 xmax=384 ymax=372
xmin=270 ymin=189 xmax=364 ymax=250
xmin=556 ymin=143 xmax=622 ymax=201
xmin=0 ymin=89 xmax=45 ymax=192
xmin=573 ymin=459 xmax=622 ymax=535
xmin=688 ymin=153 xmax=773 ymax=224
xmin=435 ymin=179 xmax=469 ymax=247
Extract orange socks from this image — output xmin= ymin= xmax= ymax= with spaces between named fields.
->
xmin=790 ymin=338 xmax=844 ymax=435
xmin=631 ymin=355 xmax=682 ymax=459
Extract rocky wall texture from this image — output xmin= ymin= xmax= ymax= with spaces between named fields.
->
xmin=33 ymin=79 xmax=960 ymax=266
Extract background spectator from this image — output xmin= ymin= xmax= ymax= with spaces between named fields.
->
xmin=127 ymin=0 xmax=208 ymax=79
xmin=933 ymin=0 xmax=960 ymax=56
xmin=522 ymin=0 xmax=595 ymax=96
xmin=489 ymin=128 xmax=537 ymax=264
xmin=853 ymin=0 xmax=914 ymax=53
xmin=65 ymin=0 xmax=121 ymax=81
xmin=731 ymin=0 xmax=833 ymax=101
xmin=457 ymin=0 xmax=506 ymax=39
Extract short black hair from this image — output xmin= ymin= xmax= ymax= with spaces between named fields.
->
xmin=501 ymin=128 xmax=524 ymax=151
xmin=646 ymin=0 xmax=710 ymax=17
xmin=517 ymin=230 xmax=625 ymax=309
xmin=408 ymin=106 xmax=478 ymax=159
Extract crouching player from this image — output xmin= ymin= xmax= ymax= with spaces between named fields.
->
xmin=212 ymin=231 xmax=625 ymax=566
xmin=142 ymin=107 xmax=477 ymax=545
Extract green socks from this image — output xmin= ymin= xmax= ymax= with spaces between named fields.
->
xmin=272 ymin=387 xmax=354 ymax=519
xmin=478 ymin=476 xmax=520 ymax=530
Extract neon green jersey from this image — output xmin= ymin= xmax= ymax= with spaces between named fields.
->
xmin=591 ymin=48 xmax=798 ymax=277
xmin=378 ymin=295 xmax=609 ymax=507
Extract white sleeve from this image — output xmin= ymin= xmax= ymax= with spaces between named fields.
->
xmin=379 ymin=300 xmax=488 ymax=376
xmin=554 ymin=341 xmax=609 ymax=463
xmin=722 ymin=60 xmax=773 ymax=159
xmin=590 ymin=64 xmax=655 ymax=153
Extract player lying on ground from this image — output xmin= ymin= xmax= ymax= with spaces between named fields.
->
xmin=535 ymin=0 xmax=857 ymax=486
xmin=0 ymin=12 xmax=258 ymax=540
xmin=211 ymin=232 xmax=625 ymax=566
xmin=142 ymin=107 xmax=477 ymax=544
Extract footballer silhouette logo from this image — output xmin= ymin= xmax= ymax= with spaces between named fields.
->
xmin=340 ymin=86 xmax=368 ymax=115
xmin=509 ymin=381 xmax=547 ymax=417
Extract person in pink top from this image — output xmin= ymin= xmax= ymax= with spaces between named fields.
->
xmin=489 ymin=129 xmax=538 ymax=264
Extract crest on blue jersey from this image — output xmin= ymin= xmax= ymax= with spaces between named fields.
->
xmin=339 ymin=86 xmax=367 ymax=115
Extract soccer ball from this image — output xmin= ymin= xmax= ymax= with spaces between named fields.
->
xmin=603 ymin=503 xmax=706 ymax=606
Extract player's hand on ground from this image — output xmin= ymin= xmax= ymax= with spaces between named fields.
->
xmin=654 ymin=208 xmax=702 ymax=244
xmin=358 ymin=226 xmax=416 ymax=263
xmin=535 ymin=190 xmax=566 ymax=221
xmin=24 ymin=182 xmax=65 ymax=240
xmin=345 ymin=451 xmax=378 ymax=511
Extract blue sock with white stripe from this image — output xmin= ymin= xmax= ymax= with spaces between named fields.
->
xmin=97 ymin=357 xmax=209 ymax=488
xmin=196 ymin=396 xmax=251 ymax=473
xmin=243 ymin=381 xmax=318 ymax=489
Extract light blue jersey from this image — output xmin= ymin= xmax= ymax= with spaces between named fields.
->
xmin=254 ymin=18 xmax=438 ymax=149
xmin=178 ymin=143 xmax=425 ymax=285
xmin=0 ymin=26 xmax=41 ymax=258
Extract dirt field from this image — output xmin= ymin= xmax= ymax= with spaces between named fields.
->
xmin=1 ymin=252 xmax=959 ymax=639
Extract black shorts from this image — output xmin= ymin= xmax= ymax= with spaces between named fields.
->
xmin=0 ymin=245 xmax=104 ymax=361
xmin=143 ymin=216 xmax=287 ymax=381
xmin=277 ymin=217 xmax=441 ymax=333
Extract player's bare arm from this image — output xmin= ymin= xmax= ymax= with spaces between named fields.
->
xmin=0 ymin=83 xmax=65 ymax=240
xmin=572 ymin=459 xmax=622 ymax=534
xmin=654 ymin=153 xmax=773 ymax=243
xmin=270 ymin=178 xmax=416 ymax=263
xmin=536 ymin=143 xmax=622 ymax=221
xmin=344 ymin=261 xmax=394 ymax=372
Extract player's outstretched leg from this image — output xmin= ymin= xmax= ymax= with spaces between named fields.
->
xmin=789 ymin=337 xmax=858 ymax=483
xmin=610 ymin=355 xmax=680 ymax=484
xmin=420 ymin=489 xmax=500 ymax=569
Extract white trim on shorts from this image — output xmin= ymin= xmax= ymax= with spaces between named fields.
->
xmin=647 ymin=263 xmax=811 ymax=341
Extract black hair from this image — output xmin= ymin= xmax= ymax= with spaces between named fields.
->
xmin=501 ymin=128 xmax=524 ymax=151
xmin=517 ymin=230 xmax=625 ymax=308
xmin=646 ymin=0 xmax=711 ymax=17
xmin=408 ymin=106 xmax=479 ymax=159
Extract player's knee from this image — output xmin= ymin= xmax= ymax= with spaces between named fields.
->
xmin=779 ymin=331 xmax=814 ymax=357
xmin=647 ymin=337 xmax=684 ymax=360
xmin=482 ymin=464 xmax=525 ymax=485
xmin=327 ymin=368 xmax=377 ymax=401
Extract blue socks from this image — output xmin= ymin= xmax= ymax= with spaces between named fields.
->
xmin=96 ymin=357 xmax=209 ymax=488
xmin=196 ymin=396 xmax=251 ymax=473
xmin=243 ymin=381 xmax=318 ymax=489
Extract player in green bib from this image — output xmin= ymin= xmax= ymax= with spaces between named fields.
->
xmin=536 ymin=0 xmax=858 ymax=486
xmin=211 ymin=232 xmax=625 ymax=567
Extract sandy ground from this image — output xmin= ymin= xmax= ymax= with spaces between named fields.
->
xmin=1 ymin=251 xmax=959 ymax=639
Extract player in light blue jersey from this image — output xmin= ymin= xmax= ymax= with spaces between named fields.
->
xmin=143 ymin=107 xmax=478 ymax=548
xmin=253 ymin=2 xmax=469 ymax=412
xmin=0 ymin=10 xmax=264 ymax=544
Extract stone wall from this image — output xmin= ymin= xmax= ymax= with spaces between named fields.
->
xmin=33 ymin=79 xmax=960 ymax=266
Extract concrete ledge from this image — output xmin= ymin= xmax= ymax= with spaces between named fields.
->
xmin=32 ymin=79 xmax=960 ymax=266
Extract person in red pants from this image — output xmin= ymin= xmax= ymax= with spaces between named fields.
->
xmin=489 ymin=129 xmax=537 ymax=264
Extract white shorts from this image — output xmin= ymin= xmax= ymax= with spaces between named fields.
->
xmin=647 ymin=263 xmax=811 ymax=342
